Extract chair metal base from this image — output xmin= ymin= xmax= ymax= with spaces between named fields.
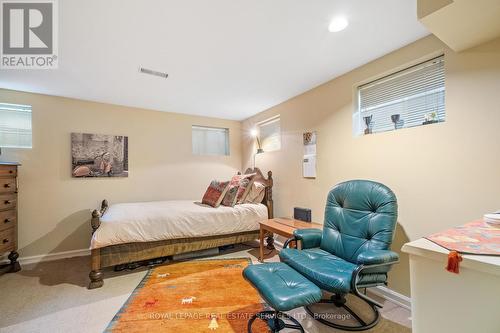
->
xmin=304 ymin=293 xmax=380 ymax=331
xmin=248 ymin=310 xmax=304 ymax=333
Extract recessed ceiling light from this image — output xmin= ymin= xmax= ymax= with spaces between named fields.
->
xmin=139 ymin=67 xmax=169 ymax=79
xmin=328 ymin=16 xmax=348 ymax=32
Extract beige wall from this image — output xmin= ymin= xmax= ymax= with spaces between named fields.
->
xmin=3 ymin=34 xmax=500 ymax=297
xmin=242 ymin=35 xmax=500 ymax=296
xmin=0 ymin=89 xmax=242 ymax=258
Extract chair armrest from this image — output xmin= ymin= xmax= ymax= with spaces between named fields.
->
xmin=356 ymin=250 xmax=399 ymax=266
xmin=351 ymin=251 xmax=400 ymax=308
xmin=293 ymin=228 xmax=322 ymax=249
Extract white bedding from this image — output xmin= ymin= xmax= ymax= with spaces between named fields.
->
xmin=90 ymin=200 xmax=268 ymax=249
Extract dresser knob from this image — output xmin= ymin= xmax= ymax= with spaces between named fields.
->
xmin=4 ymin=200 xmax=11 ymax=205
xmin=2 ymin=239 xmax=8 ymax=244
xmin=4 ymin=218 xmax=11 ymax=224
xmin=8 ymin=170 xmax=13 ymax=174
xmin=4 ymin=183 xmax=11 ymax=188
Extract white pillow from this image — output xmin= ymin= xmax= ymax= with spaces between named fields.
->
xmin=243 ymin=181 xmax=266 ymax=204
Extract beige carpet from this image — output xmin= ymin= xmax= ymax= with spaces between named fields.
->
xmin=0 ymin=243 xmax=411 ymax=333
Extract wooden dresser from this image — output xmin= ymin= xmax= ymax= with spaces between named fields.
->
xmin=0 ymin=162 xmax=20 ymax=274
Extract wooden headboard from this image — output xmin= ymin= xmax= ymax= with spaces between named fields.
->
xmin=239 ymin=168 xmax=273 ymax=219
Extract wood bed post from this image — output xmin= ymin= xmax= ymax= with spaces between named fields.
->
xmin=266 ymin=171 xmax=273 ymax=219
xmin=244 ymin=168 xmax=275 ymax=250
xmin=88 ymin=199 xmax=108 ymax=289
xmin=265 ymin=171 xmax=275 ymax=250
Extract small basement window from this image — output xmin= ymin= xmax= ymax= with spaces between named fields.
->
xmin=192 ymin=125 xmax=229 ymax=156
xmin=355 ymin=55 xmax=445 ymax=135
xmin=258 ymin=116 xmax=281 ymax=152
xmin=0 ymin=103 xmax=32 ymax=149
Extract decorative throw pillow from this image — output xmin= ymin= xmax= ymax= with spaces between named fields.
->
xmin=221 ymin=184 xmax=240 ymax=207
xmin=202 ymin=180 xmax=230 ymax=207
xmin=229 ymin=174 xmax=243 ymax=186
xmin=236 ymin=178 xmax=253 ymax=203
xmin=230 ymin=173 xmax=256 ymax=204
xmin=243 ymin=181 xmax=266 ymax=204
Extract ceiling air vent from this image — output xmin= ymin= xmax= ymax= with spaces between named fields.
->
xmin=139 ymin=67 xmax=168 ymax=79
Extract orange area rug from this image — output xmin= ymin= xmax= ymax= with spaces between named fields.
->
xmin=105 ymin=258 xmax=267 ymax=332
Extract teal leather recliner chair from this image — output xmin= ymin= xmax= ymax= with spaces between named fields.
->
xmin=280 ymin=180 xmax=399 ymax=331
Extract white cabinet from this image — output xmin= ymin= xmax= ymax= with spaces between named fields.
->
xmin=402 ymin=238 xmax=500 ymax=333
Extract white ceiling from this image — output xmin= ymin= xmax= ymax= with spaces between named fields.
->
xmin=0 ymin=0 xmax=429 ymax=120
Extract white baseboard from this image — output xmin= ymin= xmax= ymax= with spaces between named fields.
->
xmin=274 ymin=239 xmax=285 ymax=248
xmin=1 ymin=248 xmax=90 ymax=266
xmin=5 ymin=241 xmax=412 ymax=310
xmin=273 ymin=238 xmax=412 ymax=310
xmin=368 ymin=286 xmax=412 ymax=310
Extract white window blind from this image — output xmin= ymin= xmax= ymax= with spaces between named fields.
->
xmin=356 ymin=55 xmax=445 ymax=135
xmin=192 ymin=125 xmax=229 ymax=156
xmin=258 ymin=116 xmax=281 ymax=152
xmin=0 ymin=103 xmax=32 ymax=148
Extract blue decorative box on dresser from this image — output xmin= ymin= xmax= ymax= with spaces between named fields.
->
xmin=0 ymin=162 xmax=21 ymax=274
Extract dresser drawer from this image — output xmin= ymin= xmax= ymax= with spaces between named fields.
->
xmin=0 ymin=178 xmax=16 ymax=194
xmin=0 ymin=227 xmax=15 ymax=253
xmin=0 ymin=166 xmax=17 ymax=178
xmin=0 ymin=194 xmax=16 ymax=211
xmin=0 ymin=210 xmax=16 ymax=232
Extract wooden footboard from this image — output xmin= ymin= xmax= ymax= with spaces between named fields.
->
xmin=88 ymin=229 xmax=264 ymax=289
xmin=90 ymin=199 xmax=108 ymax=233
xmin=88 ymin=200 xmax=107 ymax=289
xmin=100 ymin=231 xmax=260 ymax=267
xmin=88 ymin=168 xmax=274 ymax=289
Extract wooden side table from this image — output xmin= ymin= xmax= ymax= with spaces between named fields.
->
xmin=259 ymin=218 xmax=323 ymax=262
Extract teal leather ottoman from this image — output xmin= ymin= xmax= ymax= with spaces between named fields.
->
xmin=243 ymin=262 xmax=322 ymax=333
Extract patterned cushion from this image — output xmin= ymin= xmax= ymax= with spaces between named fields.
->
xmin=230 ymin=173 xmax=256 ymax=204
xmin=221 ymin=184 xmax=240 ymax=207
xmin=243 ymin=181 xmax=266 ymax=204
xmin=202 ymin=180 xmax=230 ymax=207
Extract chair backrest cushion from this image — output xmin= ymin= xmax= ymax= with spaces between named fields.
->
xmin=321 ymin=180 xmax=398 ymax=263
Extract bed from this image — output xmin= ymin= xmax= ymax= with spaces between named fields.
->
xmin=88 ymin=168 xmax=274 ymax=289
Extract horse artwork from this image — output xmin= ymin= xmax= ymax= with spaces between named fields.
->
xmin=144 ymin=298 xmax=159 ymax=308
xmin=157 ymin=273 xmax=170 ymax=278
xmin=71 ymin=133 xmax=128 ymax=178
xmin=181 ymin=296 xmax=196 ymax=304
